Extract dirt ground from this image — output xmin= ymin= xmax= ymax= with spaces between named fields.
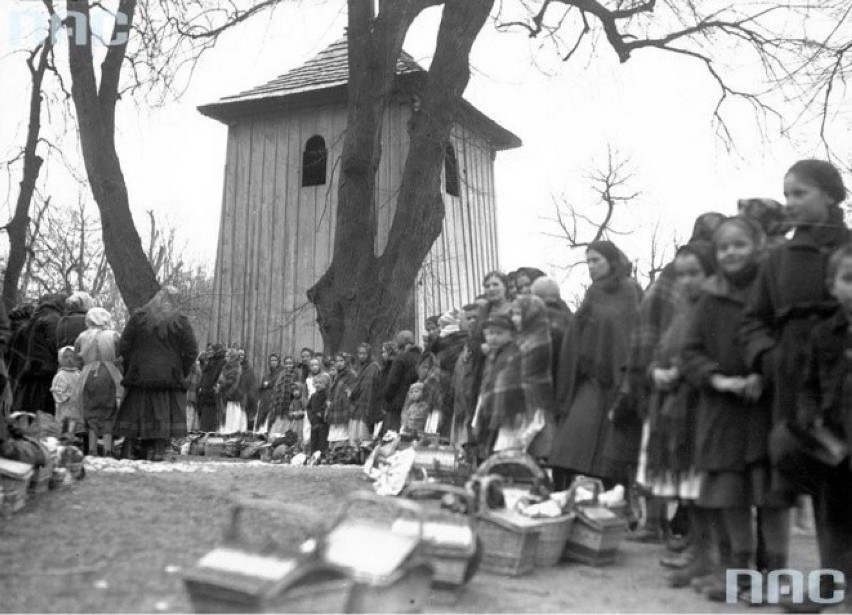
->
xmin=0 ymin=461 xmax=821 ymax=613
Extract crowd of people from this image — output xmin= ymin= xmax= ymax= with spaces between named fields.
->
xmin=0 ymin=158 xmax=850 ymax=611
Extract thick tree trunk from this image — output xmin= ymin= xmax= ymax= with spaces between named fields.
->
xmin=3 ymin=37 xmax=51 ymax=311
xmin=308 ymin=0 xmax=494 ymax=352
xmin=65 ymin=0 xmax=159 ymax=310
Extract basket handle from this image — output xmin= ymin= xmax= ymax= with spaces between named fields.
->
xmin=474 ymin=449 xmax=548 ymax=482
xmin=402 ymin=481 xmax=475 ymax=514
xmin=566 ymin=475 xmax=604 ymax=507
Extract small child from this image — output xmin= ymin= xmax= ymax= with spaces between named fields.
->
xmin=288 ymin=383 xmax=307 ymax=445
xmin=307 ymin=373 xmax=330 ymax=456
xmin=400 ymin=382 xmax=429 ymax=436
xmin=50 ymin=347 xmax=81 ymax=440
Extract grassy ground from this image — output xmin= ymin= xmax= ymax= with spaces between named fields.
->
xmin=0 ymin=461 xmax=820 ymax=613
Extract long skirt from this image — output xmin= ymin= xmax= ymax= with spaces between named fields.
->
xmin=113 ymin=387 xmax=186 ymax=440
xmin=186 ymin=403 xmax=200 ymax=432
xmin=197 ymin=401 xmax=219 ymax=432
xmin=15 ymin=375 xmax=55 ymax=415
xmin=348 ymin=419 xmax=369 ymax=446
xmin=221 ymin=401 xmax=247 ymax=434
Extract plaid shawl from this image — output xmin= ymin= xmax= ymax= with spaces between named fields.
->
xmin=476 ymin=340 xmax=524 ymax=432
xmin=326 ymin=369 xmax=356 ymax=425
xmin=349 ymin=360 xmax=381 ymax=422
xmin=272 ymin=367 xmax=296 ymax=422
xmin=184 ymin=359 xmax=202 ymax=405
xmin=514 ymin=295 xmax=555 ymax=415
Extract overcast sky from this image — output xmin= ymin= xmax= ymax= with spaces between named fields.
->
xmin=1 ymin=0 xmax=849 ymax=295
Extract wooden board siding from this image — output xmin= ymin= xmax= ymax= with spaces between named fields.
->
xmin=211 ymin=102 xmax=501 ymax=369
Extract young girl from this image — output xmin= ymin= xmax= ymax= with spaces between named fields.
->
xmin=76 ymin=308 xmax=123 ymax=457
xmin=219 ymin=348 xmax=246 ymax=433
xmin=401 ymin=382 xmax=430 ymax=436
xmin=326 ymin=354 xmax=355 ymax=446
xmin=304 ymin=357 xmax=324 ymax=448
xmin=642 ymin=244 xmax=717 ymax=587
xmin=50 ymin=347 xmax=81 ymax=442
xmin=682 ymin=217 xmax=790 ymax=603
xmin=795 ymin=244 xmax=852 ymax=612
xmin=288 ymin=383 xmax=307 ymax=446
xmin=307 ymin=373 xmax=330 ymax=456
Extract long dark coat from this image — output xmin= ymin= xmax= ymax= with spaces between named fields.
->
xmin=349 ymin=360 xmax=383 ymax=425
xmin=682 ymin=275 xmax=771 ymax=472
xmin=7 ymin=306 xmax=33 ymax=393
xmin=238 ymin=359 xmax=259 ymax=423
xmin=543 ymin=299 xmax=573 ymax=389
xmin=196 ymin=349 xmax=226 ymax=432
xmin=384 ymin=347 xmax=422 ymax=415
xmin=742 ymin=228 xmax=850 ymax=428
xmin=256 ymin=364 xmax=284 ymax=428
xmin=551 ymin=276 xmax=642 ymax=479
xmin=798 ymin=309 xmax=852 ymax=468
xmin=16 ymin=297 xmax=64 ymax=415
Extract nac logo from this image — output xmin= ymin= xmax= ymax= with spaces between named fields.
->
xmin=5 ymin=4 xmax=129 ymax=48
xmin=726 ymin=569 xmax=846 ymax=606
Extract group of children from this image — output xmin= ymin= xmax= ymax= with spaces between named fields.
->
xmin=636 ymin=159 xmax=851 ymax=609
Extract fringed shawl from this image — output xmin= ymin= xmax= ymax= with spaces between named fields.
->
xmin=327 ymin=368 xmax=356 ymax=425
xmin=514 ymin=295 xmax=554 ymax=416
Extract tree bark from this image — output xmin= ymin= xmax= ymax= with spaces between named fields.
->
xmin=308 ymin=0 xmax=494 ymax=352
xmin=65 ymin=0 xmax=160 ymax=310
xmin=3 ymin=37 xmax=52 ymax=311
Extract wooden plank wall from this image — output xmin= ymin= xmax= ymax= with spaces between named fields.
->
xmin=210 ymin=102 xmax=502 ymax=371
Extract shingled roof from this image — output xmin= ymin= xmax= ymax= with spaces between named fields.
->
xmin=198 ymin=36 xmax=521 ymax=150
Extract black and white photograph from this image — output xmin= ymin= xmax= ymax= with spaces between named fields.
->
xmin=0 ymin=0 xmax=851 ymax=613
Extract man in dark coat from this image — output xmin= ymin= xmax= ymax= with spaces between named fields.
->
xmin=56 ymin=291 xmax=95 ymax=349
xmin=381 ymin=330 xmax=421 ymax=435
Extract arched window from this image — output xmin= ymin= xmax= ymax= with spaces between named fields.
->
xmin=444 ymin=143 xmax=460 ymax=197
xmin=302 ymin=135 xmax=327 ymax=187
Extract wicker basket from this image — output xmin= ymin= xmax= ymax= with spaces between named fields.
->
xmin=412 ymin=437 xmax=461 ymax=477
xmin=401 ymin=482 xmax=480 ymax=587
xmin=224 ymin=438 xmax=243 ymax=458
xmin=532 ymin=514 xmax=574 ymax=567
xmin=474 ymin=475 xmax=539 ymax=577
xmin=562 ymin=477 xmax=628 ymax=566
xmin=204 ymin=436 xmax=227 ymax=458
xmin=475 ymin=449 xmax=552 ymax=495
xmin=0 ymin=459 xmax=33 ymax=517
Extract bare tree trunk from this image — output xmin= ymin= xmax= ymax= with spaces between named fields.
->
xmin=308 ymin=0 xmax=493 ymax=352
xmin=3 ymin=35 xmax=52 ymax=310
xmin=65 ymin=0 xmax=160 ymax=310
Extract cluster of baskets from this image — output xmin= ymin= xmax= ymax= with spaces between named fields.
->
xmin=0 ymin=444 xmax=85 ymax=519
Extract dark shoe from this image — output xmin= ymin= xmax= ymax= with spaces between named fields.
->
xmin=667 ymin=557 xmax=714 ymax=588
xmin=666 ymin=534 xmax=691 ymax=553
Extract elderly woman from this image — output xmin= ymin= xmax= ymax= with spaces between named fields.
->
xmin=75 ymin=307 xmax=123 ymax=457
xmin=551 ymin=241 xmax=642 ymax=491
xmin=113 ymin=286 xmax=198 ymax=461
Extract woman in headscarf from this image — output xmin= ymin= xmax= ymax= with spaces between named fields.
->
xmin=467 ymin=271 xmax=512 ymax=412
xmin=424 ymin=310 xmax=468 ymax=436
xmin=255 ymin=353 xmax=283 ymax=432
xmin=237 ymin=348 xmax=259 ymax=429
xmin=349 ymin=343 xmax=382 ymax=444
xmin=326 ymin=353 xmax=356 ymax=447
xmin=268 ymin=356 xmax=297 ymax=435
xmin=218 ymin=348 xmax=245 ymax=433
xmin=75 ymin=307 xmax=123 ymax=457
xmin=56 ymin=291 xmax=96 ymax=349
xmin=113 ymin=286 xmax=198 ymax=461
xmin=196 ymin=343 xmax=226 ymax=432
xmin=16 ymin=292 xmax=68 ymax=415
xmin=551 ymin=241 xmax=642 ymax=491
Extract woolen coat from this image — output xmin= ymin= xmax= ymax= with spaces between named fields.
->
xmin=384 ymin=347 xmax=422 ymax=415
xmin=682 ymin=274 xmax=771 ymax=472
xmin=119 ymin=312 xmax=198 ymax=390
xmin=742 ymin=227 xmax=851 ymax=427
xmin=551 ymin=275 xmax=642 ymax=477
xmin=17 ymin=298 xmax=64 ymax=414
xmin=238 ymin=359 xmax=259 ymax=421
xmin=196 ymin=348 xmax=226 ymax=432
xmin=349 ymin=360 xmax=383 ymax=424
